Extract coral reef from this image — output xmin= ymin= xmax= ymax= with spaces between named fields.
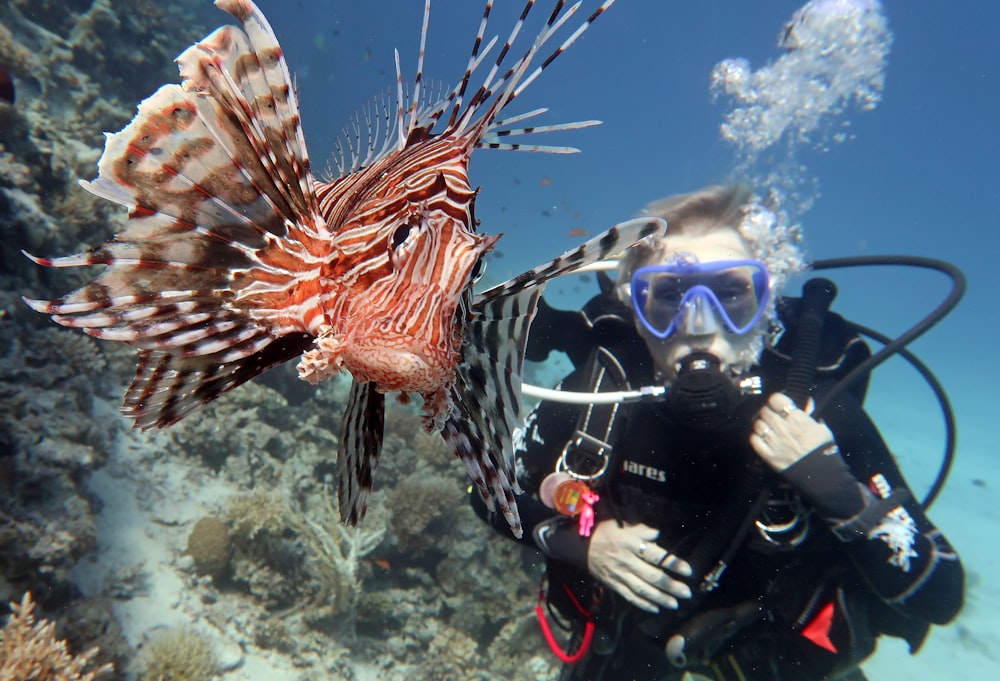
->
xmin=0 ymin=1 xmax=209 ymax=286
xmin=0 ymin=1 xmax=569 ymax=678
xmin=0 ymin=325 xmax=117 ymax=594
xmin=0 ymin=592 xmax=113 ymax=681
xmin=222 ymin=487 xmax=387 ymax=622
xmin=388 ymin=474 xmax=465 ymax=556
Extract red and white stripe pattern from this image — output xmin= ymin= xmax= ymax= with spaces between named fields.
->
xmin=22 ymin=0 xmax=618 ymax=535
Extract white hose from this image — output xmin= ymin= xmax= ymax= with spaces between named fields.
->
xmin=520 ymin=382 xmax=666 ymax=404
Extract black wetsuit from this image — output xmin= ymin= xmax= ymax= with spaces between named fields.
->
xmin=472 ymin=292 xmax=963 ymax=681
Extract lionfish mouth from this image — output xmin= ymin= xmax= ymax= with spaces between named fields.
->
xmin=343 ymin=334 xmax=453 ymax=395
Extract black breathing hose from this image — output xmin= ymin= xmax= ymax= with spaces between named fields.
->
xmin=680 ymin=254 xmax=964 ymax=597
xmin=808 ymin=255 xmax=966 ymax=510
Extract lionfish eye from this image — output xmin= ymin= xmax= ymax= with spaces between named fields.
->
xmin=470 ymin=256 xmax=486 ymax=283
xmin=391 ymin=224 xmax=414 ymax=250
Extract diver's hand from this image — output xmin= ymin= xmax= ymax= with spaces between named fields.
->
xmin=586 ymin=520 xmax=693 ymax=614
xmin=750 ymin=392 xmax=873 ymax=521
xmin=749 ymin=392 xmax=835 ymax=471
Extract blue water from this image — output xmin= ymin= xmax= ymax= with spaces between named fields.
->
xmin=253 ymin=0 xmax=1000 ymax=675
xmin=265 ymin=0 xmax=999 ymax=454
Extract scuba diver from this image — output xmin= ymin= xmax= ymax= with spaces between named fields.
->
xmin=470 ymin=185 xmax=964 ymax=681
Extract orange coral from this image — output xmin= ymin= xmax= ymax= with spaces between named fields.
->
xmin=0 ymin=592 xmax=112 ymax=681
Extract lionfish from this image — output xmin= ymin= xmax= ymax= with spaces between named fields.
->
xmin=23 ymin=0 xmax=664 ymax=537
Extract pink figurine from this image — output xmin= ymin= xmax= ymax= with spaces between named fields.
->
xmin=578 ymin=490 xmax=600 ymax=537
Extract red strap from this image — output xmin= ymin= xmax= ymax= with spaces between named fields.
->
xmin=802 ymin=600 xmax=838 ymax=653
xmin=535 ymin=603 xmax=595 ymax=664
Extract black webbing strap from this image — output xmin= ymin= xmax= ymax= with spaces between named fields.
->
xmin=558 ymin=346 xmax=631 ymax=484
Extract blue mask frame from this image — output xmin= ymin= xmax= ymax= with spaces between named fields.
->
xmin=631 ymin=259 xmax=772 ymax=339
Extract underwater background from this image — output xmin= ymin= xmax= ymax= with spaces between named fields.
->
xmin=0 ymin=0 xmax=997 ymax=679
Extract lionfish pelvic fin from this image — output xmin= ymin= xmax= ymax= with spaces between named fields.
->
xmin=338 ymin=380 xmax=386 ymax=527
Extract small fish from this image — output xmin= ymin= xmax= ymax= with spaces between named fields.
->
xmin=364 ymin=45 xmax=372 ymax=62
xmin=373 ymin=558 xmax=391 ymax=570
xmin=568 ymin=227 xmax=588 ymax=237
xmin=539 ymin=176 xmax=552 ymax=186
xmin=23 ymin=0 xmax=618 ymax=539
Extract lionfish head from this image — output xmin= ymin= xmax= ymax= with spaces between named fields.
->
xmin=327 ymin=135 xmax=498 ymax=396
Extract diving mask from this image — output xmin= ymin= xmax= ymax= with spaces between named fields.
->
xmin=631 ymin=258 xmax=771 ymax=339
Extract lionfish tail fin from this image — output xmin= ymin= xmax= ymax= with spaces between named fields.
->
xmin=338 ymin=380 xmax=386 ymax=527
xmin=23 ymin=0 xmax=329 ymax=426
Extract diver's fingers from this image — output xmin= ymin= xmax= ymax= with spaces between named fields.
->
xmin=646 ymin=567 xmax=693 ymax=601
xmin=656 ymin=550 xmax=693 ymax=578
xmin=619 ymin=572 xmax=680 ymax=613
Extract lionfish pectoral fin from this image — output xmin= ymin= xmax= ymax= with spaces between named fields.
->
xmin=124 ymin=334 xmax=313 ymax=429
xmin=445 ymin=217 xmax=670 ymax=537
xmin=338 ymin=380 xmax=386 ymax=526
xmin=476 ymin=217 xmax=668 ymax=301
xmin=442 ymin=415 xmax=524 ymax=540
xmin=23 ymin=0 xmax=329 ymax=427
xmin=441 ymin=287 xmax=544 ymax=539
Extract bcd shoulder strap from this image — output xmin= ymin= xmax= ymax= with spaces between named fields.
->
xmin=558 ymin=346 xmax=632 ymax=486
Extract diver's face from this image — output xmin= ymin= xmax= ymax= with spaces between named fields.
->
xmin=634 ymin=230 xmax=760 ymax=381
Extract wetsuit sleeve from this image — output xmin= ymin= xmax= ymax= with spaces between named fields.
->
xmin=789 ymin=391 xmax=963 ymax=624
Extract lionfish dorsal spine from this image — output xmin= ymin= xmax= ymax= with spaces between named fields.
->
xmin=443 ymin=0 xmax=499 ymax=131
xmin=403 ymin=0 xmax=432 ymax=145
xmin=456 ymin=0 xmax=618 ymax=142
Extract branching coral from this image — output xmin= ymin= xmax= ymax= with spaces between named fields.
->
xmin=223 ymin=488 xmax=387 ymax=619
xmin=0 ymin=592 xmax=113 ymax=681
xmin=287 ymin=489 xmax=387 ymax=618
